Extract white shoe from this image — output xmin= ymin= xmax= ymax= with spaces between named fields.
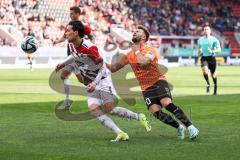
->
xmin=188 ymin=125 xmax=199 ymax=140
xmin=57 ymin=99 xmax=71 ymax=110
xmin=177 ymin=124 xmax=185 ymax=139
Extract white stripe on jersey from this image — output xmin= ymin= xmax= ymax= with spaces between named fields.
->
xmin=68 ymin=43 xmax=80 ymax=59
xmin=82 ymin=40 xmax=94 ymax=49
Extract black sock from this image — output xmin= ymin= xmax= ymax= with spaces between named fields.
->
xmin=213 ymin=77 xmax=217 ymax=86
xmin=203 ymin=74 xmax=210 ymax=86
xmin=165 ymin=103 xmax=192 ymax=127
xmin=153 ymin=111 xmax=179 ymax=129
xmin=213 ymin=77 xmax=217 ymax=94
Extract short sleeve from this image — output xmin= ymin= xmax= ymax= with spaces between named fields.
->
xmin=214 ymin=38 xmax=221 ymax=49
xmin=197 ymin=39 xmax=201 ymax=49
xmin=88 ymin=46 xmax=103 ymax=64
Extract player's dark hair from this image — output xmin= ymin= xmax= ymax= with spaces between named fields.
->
xmin=70 ymin=6 xmax=81 ymax=14
xmin=69 ymin=20 xmax=85 ymax=38
xmin=203 ymin=23 xmax=211 ymax=28
xmin=137 ymin=25 xmax=150 ymax=42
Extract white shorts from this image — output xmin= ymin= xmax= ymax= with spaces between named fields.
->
xmin=63 ymin=62 xmax=81 ymax=75
xmin=87 ymin=74 xmax=117 ymax=106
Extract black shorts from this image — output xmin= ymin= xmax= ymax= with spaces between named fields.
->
xmin=201 ymin=56 xmax=216 ymax=74
xmin=142 ymin=80 xmax=172 ymax=109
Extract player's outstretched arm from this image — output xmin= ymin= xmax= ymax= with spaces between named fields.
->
xmin=55 ymin=55 xmax=74 ymax=72
xmin=53 ymin=35 xmax=67 ymax=45
xmin=106 ymin=55 xmax=128 ymax=73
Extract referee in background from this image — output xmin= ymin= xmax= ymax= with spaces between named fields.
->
xmin=197 ymin=25 xmax=221 ymax=95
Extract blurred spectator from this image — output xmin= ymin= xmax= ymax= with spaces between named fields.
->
xmin=0 ymin=38 xmax=15 ymax=46
xmin=0 ymin=0 xmax=239 ymax=48
xmin=0 ymin=38 xmax=4 ymax=46
xmin=125 ymin=0 xmax=239 ymax=36
xmin=224 ymin=38 xmax=230 ymax=48
xmin=27 ymin=28 xmax=35 ymax=37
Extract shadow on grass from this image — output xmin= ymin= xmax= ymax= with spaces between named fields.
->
xmin=0 ymin=93 xmax=239 ymax=123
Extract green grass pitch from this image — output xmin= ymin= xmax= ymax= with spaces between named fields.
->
xmin=0 ymin=66 xmax=239 ymax=160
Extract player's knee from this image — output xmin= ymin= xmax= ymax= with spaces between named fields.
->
xmin=203 ymin=70 xmax=208 ymax=75
xmin=60 ymin=70 xmax=71 ymax=80
xmin=104 ymin=107 xmax=113 ymax=114
xmin=76 ymin=75 xmax=83 ymax=83
xmin=90 ymin=108 xmax=104 ymax=118
xmin=202 ymin=68 xmax=208 ymax=74
xmin=212 ymin=72 xmax=217 ymax=78
xmin=109 ymin=107 xmax=118 ymax=114
xmin=160 ymin=97 xmax=171 ymax=108
xmin=148 ymin=104 xmax=160 ymax=113
xmin=60 ymin=72 xmax=70 ymax=80
xmin=103 ymin=102 xmax=114 ymax=113
xmin=60 ymin=75 xmax=67 ymax=80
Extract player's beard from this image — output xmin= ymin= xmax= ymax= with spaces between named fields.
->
xmin=132 ymin=35 xmax=141 ymax=43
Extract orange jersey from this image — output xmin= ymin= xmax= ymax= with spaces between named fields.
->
xmin=123 ymin=45 xmax=166 ymax=91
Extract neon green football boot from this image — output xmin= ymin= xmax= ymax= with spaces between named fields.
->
xmin=111 ymin=132 xmax=129 ymax=142
xmin=139 ymin=113 xmax=152 ymax=132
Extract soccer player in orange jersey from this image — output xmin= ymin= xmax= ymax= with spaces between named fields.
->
xmin=107 ymin=25 xmax=199 ymax=140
